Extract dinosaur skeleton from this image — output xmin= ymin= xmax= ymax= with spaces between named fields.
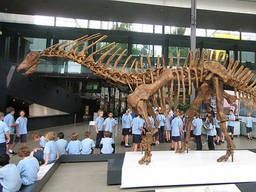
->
xmin=17 ymin=33 xmax=255 ymax=165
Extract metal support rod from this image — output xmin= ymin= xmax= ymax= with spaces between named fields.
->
xmin=190 ymin=0 xmax=197 ymax=56
xmin=190 ymin=0 xmax=197 ymax=102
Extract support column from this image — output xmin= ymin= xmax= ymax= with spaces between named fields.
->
xmin=190 ymin=0 xmax=197 ymax=103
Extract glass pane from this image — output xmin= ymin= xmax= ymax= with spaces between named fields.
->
xmin=196 ymin=28 xmax=207 ymax=37
xmin=206 ymin=29 xmax=240 ymax=40
xmin=154 ymin=25 xmax=162 ymax=34
xmin=241 ymin=51 xmax=255 ymax=63
xmin=23 ymin=38 xmax=46 ymax=52
xmin=89 ymin=20 xmax=101 ymax=29
xmin=0 ymin=12 xmax=54 ymax=26
xmin=154 ymin=45 xmax=162 ymax=57
xmin=132 ymin=44 xmax=153 ymax=56
xmin=56 ymin=17 xmax=88 ymax=28
xmin=131 ymin=23 xmax=143 ymax=32
xmin=142 ymin=24 xmax=153 ymax=33
xmin=242 ymin=32 xmax=256 ymax=41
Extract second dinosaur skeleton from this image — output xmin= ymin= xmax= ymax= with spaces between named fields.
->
xmin=17 ymin=33 xmax=255 ymax=165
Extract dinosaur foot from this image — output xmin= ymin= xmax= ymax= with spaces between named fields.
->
xmin=217 ymin=149 xmax=234 ymax=162
xmin=138 ymin=152 xmax=152 ymax=165
xmin=176 ymin=144 xmax=189 ymax=153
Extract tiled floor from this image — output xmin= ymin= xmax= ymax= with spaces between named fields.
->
xmin=9 ymin=121 xmax=256 ymax=192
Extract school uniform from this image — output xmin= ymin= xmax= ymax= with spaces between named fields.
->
xmin=103 ymin=118 xmax=117 ymax=136
xmin=17 ymin=157 xmax=39 ymax=186
xmin=3 ymin=114 xmax=15 ymax=145
xmin=66 ymin=140 xmax=82 ymax=155
xmin=214 ymin=118 xmax=222 ymax=137
xmin=56 ymin=139 xmax=68 ymax=156
xmin=132 ymin=117 xmax=144 ymax=144
xmin=157 ymin=114 xmax=166 ymax=143
xmin=246 ymin=116 xmax=253 ymax=133
xmin=40 ymin=136 xmax=46 ymax=148
xmin=0 ymin=164 xmax=22 ymax=192
xmin=207 ymin=123 xmax=215 ymax=150
xmin=0 ymin=121 xmax=8 ymax=155
xmin=95 ymin=117 xmax=104 ymax=148
xmin=171 ymin=117 xmax=183 ymax=142
xmin=34 ymin=141 xmax=58 ymax=164
xmin=100 ymin=137 xmax=115 ymax=154
xmin=149 ymin=116 xmax=155 ymax=129
xmin=164 ymin=115 xmax=172 ymax=131
xmin=192 ymin=118 xmax=203 ymax=150
xmin=43 ymin=141 xmax=58 ymax=164
xmin=81 ymin=138 xmax=95 ymax=155
xmin=122 ymin=114 xmax=132 ymax=136
xmin=227 ymin=114 xmax=235 ymax=134
xmin=15 ymin=117 xmax=28 ymax=143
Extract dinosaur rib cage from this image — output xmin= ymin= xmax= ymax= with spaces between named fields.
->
xmin=20 ymin=33 xmax=256 ymax=112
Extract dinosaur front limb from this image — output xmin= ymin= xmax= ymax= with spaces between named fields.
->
xmin=213 ymin=77 xmax=235 ymax=162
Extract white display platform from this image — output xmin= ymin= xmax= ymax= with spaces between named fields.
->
xmin=156 ymin=184 xmax=241 ymax=192
xmin=121 ymin=150 xmax=256 ymax=189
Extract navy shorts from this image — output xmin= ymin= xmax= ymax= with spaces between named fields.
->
xmin=133 ymin=134 xmax=142 ymax=144
xmin=15 ymin=134 xmax=27 ymax=143
xmin=172 ymin=136 xmax=181 ymax=142
xmin=122 ymin=128 xmax=130 ymax=136
xmin=227 ymin=126 xmax=234 ymax=134
xmin=190 ymin=130 xmax=194 ymax=137
xmin=216 ymin=128 xmax=222 ymax=137
xmin=9 ymin=134 xmax=14 ymax=145
xmin=33 ymin=149 xmax=44 ymax=163
xmin=0 ymin=142 xmax=6 ymax=155
xmin=247 ymin=127 xmax=252 ymax=133
xmin=153 ymin=130 xmax=159 ymax=137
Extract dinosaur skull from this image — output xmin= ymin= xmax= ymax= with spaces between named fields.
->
xmin=17 ymin=51 xmax=40 ymax=75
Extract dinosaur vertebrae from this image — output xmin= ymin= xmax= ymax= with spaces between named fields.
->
xmin=21 ymin=33 xmax=256 ymax=112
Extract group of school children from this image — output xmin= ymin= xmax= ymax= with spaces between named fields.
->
xmin=118 ymin=106 xmax=241 ymax=153
xmin=0 ymin=107 xmax=118 ymax=192
xmin=0 ymin=104 xmax=253 ymax=192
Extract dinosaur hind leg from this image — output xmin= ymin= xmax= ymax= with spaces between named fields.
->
xmin=213 ymin=77 xmax=235 ymax=162
xmin=136 ymin=100 xmax=153 ymax=165
xmin=178 ymin=83 xmax=212 ymax=153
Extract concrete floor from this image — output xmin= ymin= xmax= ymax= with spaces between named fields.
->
xmin=9 ymin=121 xmax=256 ymax=191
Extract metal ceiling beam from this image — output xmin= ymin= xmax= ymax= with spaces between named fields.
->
xmin=1 ymin=0 xmax=256 ymax=32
